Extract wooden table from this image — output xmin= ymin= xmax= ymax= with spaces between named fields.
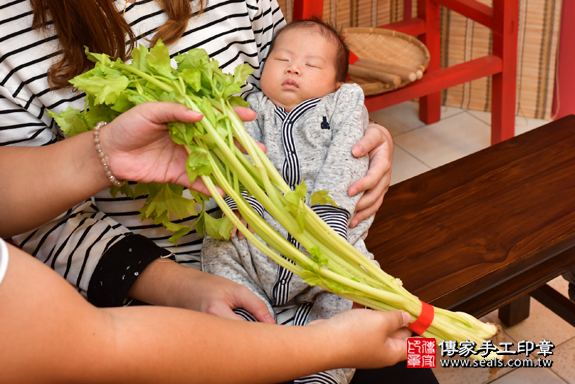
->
xmin=366 ymin=115 xmax=575 ymax=326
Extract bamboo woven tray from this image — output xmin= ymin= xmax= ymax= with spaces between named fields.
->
xmin=343 ymin=28 xmax=431 ymax=96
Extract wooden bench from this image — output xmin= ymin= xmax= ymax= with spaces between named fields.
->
xmin=366 ymin=115 xmax=575 ymax=327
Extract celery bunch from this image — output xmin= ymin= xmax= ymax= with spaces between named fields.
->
xmin=50 ymin=41 xmax=499 ymax=358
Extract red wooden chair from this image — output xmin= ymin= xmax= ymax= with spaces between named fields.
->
xmin=293 ymin=0 xmax=519 ymax=144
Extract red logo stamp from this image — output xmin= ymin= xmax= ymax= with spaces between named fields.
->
xmin=407 ymin=338 xmax=436 ymax=368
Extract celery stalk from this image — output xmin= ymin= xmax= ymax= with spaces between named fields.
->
xmin=50 ymin=41 xmax=500 ymax=360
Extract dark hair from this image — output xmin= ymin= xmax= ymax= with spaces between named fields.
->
xmin=30 ymin=0 xmax=206 ymax=89
xmin=268 ymin=17 xmax=349 ymax=82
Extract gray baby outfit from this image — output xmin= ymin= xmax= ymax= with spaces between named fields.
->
xmin=201 ymin=83 xmax=375 ymax=384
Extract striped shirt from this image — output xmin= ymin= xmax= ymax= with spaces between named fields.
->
xmin=0 ymin=0 xmax=286 ymax=305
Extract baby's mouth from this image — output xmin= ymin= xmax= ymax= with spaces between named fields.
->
xmin=282 ymin=79 xmax=298 ymax=89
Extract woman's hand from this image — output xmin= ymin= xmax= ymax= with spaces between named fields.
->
xmin=128 ymin=258 xmax=275 ymax=324
xmin=99 ymin=102 xmax=257 ymax=196
xmin=230 ymin=210 xmax=254 ymax=240
xmin=184 ymin=267 xmax=274 ymax=323
xmin=348 ymin=122 xmax=393 ymax=227
xmin=309 ymin=309 xmax=410 ymax=369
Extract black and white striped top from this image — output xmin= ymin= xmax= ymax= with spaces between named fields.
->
xmin=0 ymin=0 xmax=285 ymax=306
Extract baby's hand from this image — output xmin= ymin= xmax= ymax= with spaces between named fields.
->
xmin=230 ymin=210 xmax=254 ymax=240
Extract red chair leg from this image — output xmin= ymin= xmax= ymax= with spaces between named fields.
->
xmin=404 ymin=0 xmax=412 ymax=19
xmin=293 ymin=0 xmax=324 ymax=20
xmin=491 ymin=0 xmax=518 ymax=144
xmin=417 ymin=0 xmax=441 ymax=125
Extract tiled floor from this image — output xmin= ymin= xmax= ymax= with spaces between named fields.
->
xmin=368 ymin=101 xmax=574 ymax=384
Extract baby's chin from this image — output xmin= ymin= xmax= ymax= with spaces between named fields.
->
xmin=268 ymin=94 xmax=307 ymax=113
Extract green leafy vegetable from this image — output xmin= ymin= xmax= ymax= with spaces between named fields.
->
xmin=49 ymin=41 xmax=499 ymax=357
xmin=310 ymin=190 xmax=337 ymax=207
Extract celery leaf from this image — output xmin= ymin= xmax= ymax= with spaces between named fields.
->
xmin=109 ymin=183 xmax=137 ymax=199
xmin=70 ymin=68 xmax=129 ymax=105
xmin=205 ymin=214 xmax=234 ymax=240
xmin=181 ymin=68 xmax=202 ymax=92
xmin=309 ymin=246 xmax=329 ymax=273
xmin=147 ymin=40 xmax=175 ymax=79
xmin=186 ymin=144 xmax=213 ymax=184
xmin=139 ymin=183 xmax=197 ymax=222
xmin=310 ymin=190 xmax=338 ymax=207
xmin=234 ymin=63 xmax=255 ymax=84
xmin=165 ymin=222 xmax=192 ymax=245
xmin=83 ymin=104 xmax=118 ymax=129
xmin=131 ymin=45 xmax=149 ymax=72
xmin=48 ymin=107 xmax=90 ymax=137
xmin=283 ymin=181 xmax=308 ymax=231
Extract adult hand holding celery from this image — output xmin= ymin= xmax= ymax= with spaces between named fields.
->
xmin=50 ymin=41 xmax=499 ymax=358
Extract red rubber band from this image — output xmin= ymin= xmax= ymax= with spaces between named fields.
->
xmin=408 ymin=301 xmax=434 ymax=335
xmin=349 ymin=50 xmax=359 ymax=65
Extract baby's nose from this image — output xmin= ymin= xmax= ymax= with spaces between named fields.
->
xmin=286 ymin=65 xmax=301 ymax=75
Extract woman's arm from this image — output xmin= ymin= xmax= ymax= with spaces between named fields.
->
xmin=0 ymin=103 xmax=206 ymax=238
xmin=348 ymin=122 xmax=394 ymax=227
xmin=1 ymin=102 xmax=259 ymax=238
xmin=1 ymin=243 xmax=409 ymax=384
xmin=127 ymin=257 xmax=275 ymax=323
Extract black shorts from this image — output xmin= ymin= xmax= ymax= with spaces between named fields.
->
xmin=279 ymin=361 xmax=439 ymax=384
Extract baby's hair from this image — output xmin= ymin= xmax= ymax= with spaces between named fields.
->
xmin=268 ymin=17 xmax=350 ymax=82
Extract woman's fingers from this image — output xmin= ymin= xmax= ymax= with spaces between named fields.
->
xmin=348 ymin=124 xmax=392 ymax=195
xmin=388 ymin=326 xmax=412 ymax=340
xmin=348 ymin=159 xmax=390 ymax=227
xmin=116 ymin=102 xmax=203 ymax=137
xmin=237 ymin=216 xmax=249 ymax=240
xmin=350 ymin=177 xmax=388 ymax=227
xmin=102 ymin=102 xmax=200 ymax=153
xmin=352 ymin=193 xmax=385 ymax=228
xmin=232 ymin=106 xmax=257 ymax=122
xmin=230 ymin=287 xmax=276 ymax=324
xmin=143 ymin=102 xmax=204 ymax=125
xmin=204 ymin=299 xmax=274 ymax=324
xmin=173 ymin=175 xmax=224 ymax=197
xmin=348 ymin=122 xmax=393 ymax=227
xmin=234 ymin=138 xmax=267 ymax=154
xmin=319 ymin=309 xmax=409 ymax=369
xmin=229 ymin=107 xmax=267 ymax=154
xmin=351 ymin=123 xmax=386 ymax=158
xmin=371 ymin=310 xmax=410 ymax=367
xmin=230 ymin=211 xmax=244 ymax=238
xmin=200 ymin=279 xmax=276 ymax=324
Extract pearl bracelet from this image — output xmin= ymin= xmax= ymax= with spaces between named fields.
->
xmin=93 ymin=121 xmax=125 ymax=188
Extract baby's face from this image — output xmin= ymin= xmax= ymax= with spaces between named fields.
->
xmin=261 ymin=27 xmax=343 ymax=112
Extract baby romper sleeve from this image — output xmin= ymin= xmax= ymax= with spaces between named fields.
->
xmin=310 ymin=84 xmax=370 ymax=240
